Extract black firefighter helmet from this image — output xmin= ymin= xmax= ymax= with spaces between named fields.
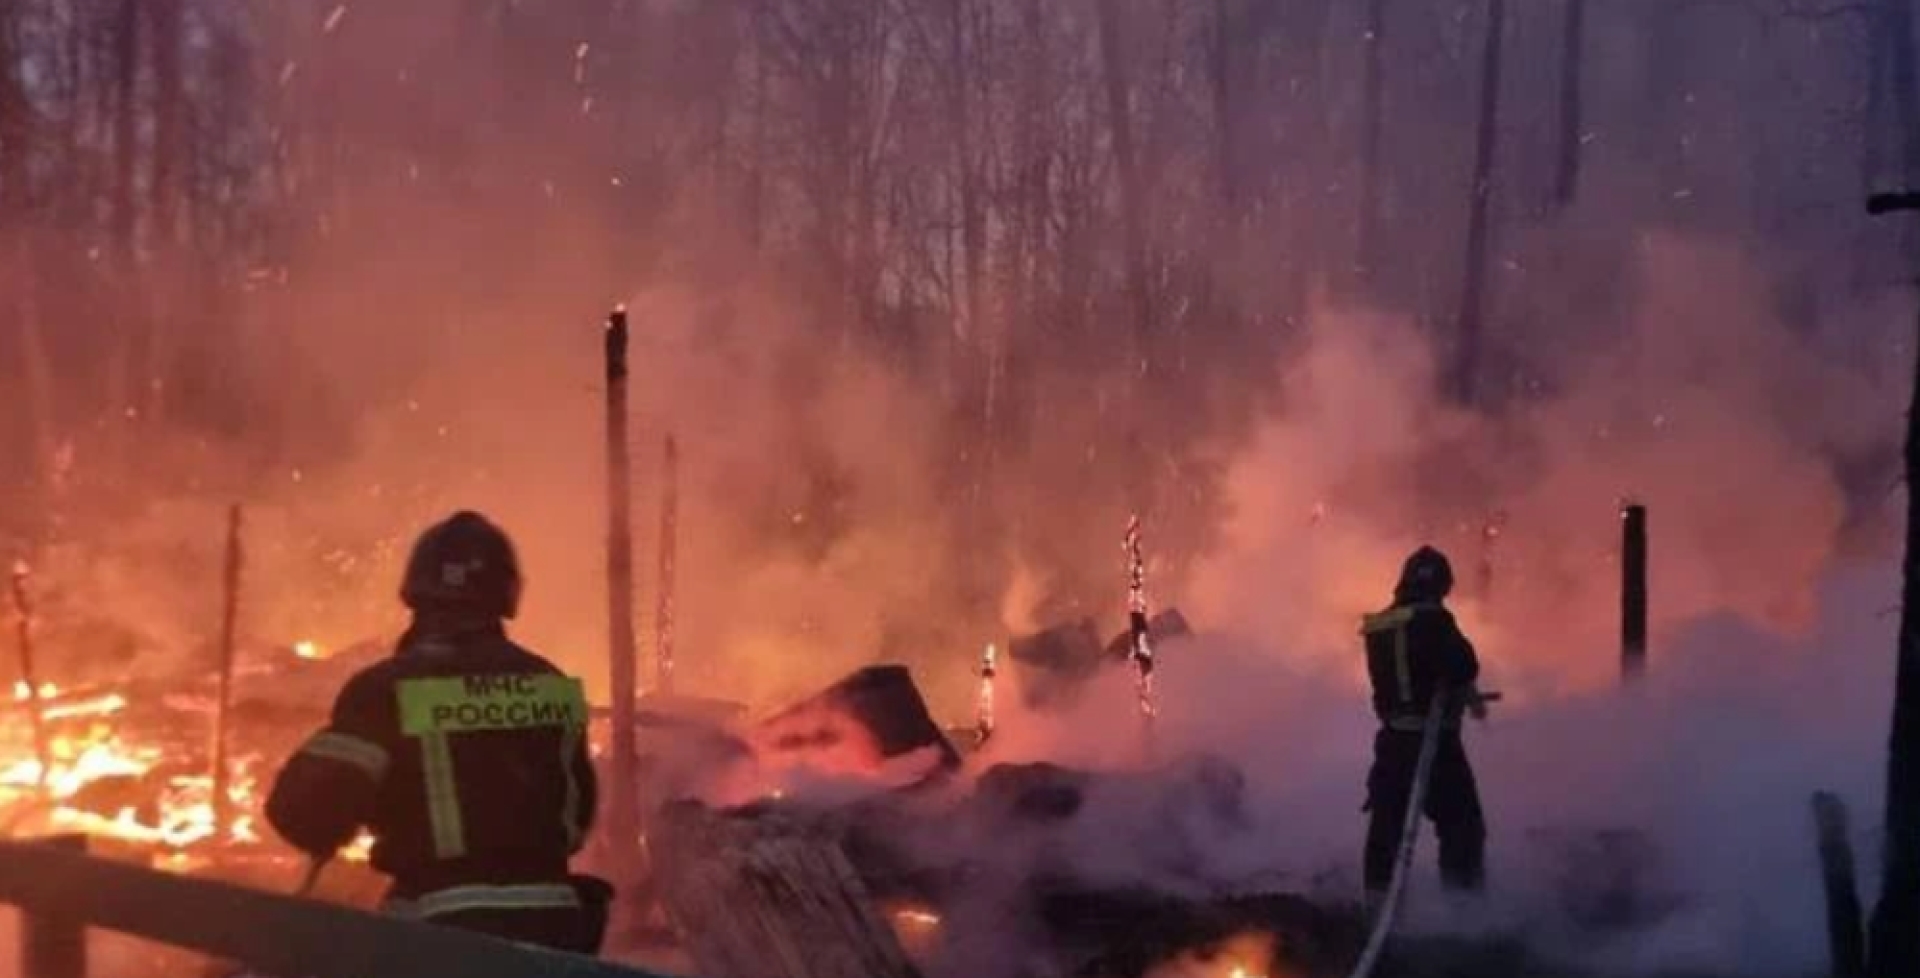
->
xmin=399 ymin=511 xmax=523 ymax=619
xmin=1394 ymin=545 xmax=1454 ymax=605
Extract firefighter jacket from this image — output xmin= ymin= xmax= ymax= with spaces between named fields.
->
xmin=1361 ymin=601 xmax=1480 ymax=732
xmin=266 ymin=623 xmax=597 ymax=908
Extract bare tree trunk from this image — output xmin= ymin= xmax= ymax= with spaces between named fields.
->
xmin=1357 ymin=0 xmax=1388 ymax=281
xmin=1868 ymin=291 xmax=1920 ymax=978
xmin=106 ymin=0 xmax=142 ymax=449
xmin=1211 ymin=0 xmax=1237 ymax=215
xmin=1887 ymin=0 xmax=1920 ymax=188
xmin=1868 ymin=12 xmax=1888 ymax=197
xmin=1884 ymin=0 xmax=1920 ymax=262
xmin=1452 ymin=0 xmax=1505 ymax=408
xmin=1869 ymin=11 xmax=1920 ymax=972
xmin=0 ymin=2 xmax=25 ymax=209
xmin=1096 ymin=0 xmax=1152 ymax=359
xmin=1551 ymin=0 xmax=1585 ymax=210
xmin=0 ymin=6 xmax=50 ymax=490
xmin=145 ymin=0 xmax=186 ymax=428
xmin=946 ymin=0 xmax=984 ymax=345
xmin=112 ymin=0 xmax=140 ymax=254
xmin=148 ymin=0 xmax=183 ymax=248
xmin=748 ymin=23 xmax=768 ymax=252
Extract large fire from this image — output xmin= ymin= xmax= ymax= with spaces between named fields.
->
xmin=0 ymin=639 xmax=374 ymax=874
xmin=0 ymin=696 xmax=263 ymax=850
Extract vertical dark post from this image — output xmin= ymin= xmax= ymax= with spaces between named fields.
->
xmin=604 ymin=307 xmax=639 ymax=868
xmin=8 ymin=561 xmax=48 ymax=790
xmin=654 ymin=434 xmax=678 ymax=696
xmin=22 ymin=834 xmax=87 ymax=978
xmin=1814 ymin=792 xmax=1869 ymax=978
xmin=1621 ymin=503 xmax=1648 ymax=681
xmin=210 ymin=503 xmax=242 ymax=838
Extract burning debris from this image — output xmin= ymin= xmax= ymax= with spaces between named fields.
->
xmin=975 ymin=643 xmax=998 ymax=747
xmin=649 ymin=800 xmax=921 ymax=978
xmin=0 ymin=631 xmax=389 ymax=870
xmin=1124 ymin=515 xmax=1158 ymax=727
xmin=1008 ymin=609 xmax=1194 ymax=713
xmin=751 ymin=665 xmax=961 ymax=790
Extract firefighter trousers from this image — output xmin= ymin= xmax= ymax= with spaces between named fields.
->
xmin=1363 ymin=728 xmax=1485 ymax=893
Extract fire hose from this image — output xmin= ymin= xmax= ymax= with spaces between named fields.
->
xmin=1344 ymin=688 xmax=1498 ymax=978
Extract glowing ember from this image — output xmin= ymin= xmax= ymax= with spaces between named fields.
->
xmin=975 ymin=643 xmax=996 ymax=744
xmin=13 ymin=681 xmax=58 ymax=701
xmin=342 ymin=829 xmax=375 ymax=862
xmin=42 ymin=694 xmax=128 ymax=721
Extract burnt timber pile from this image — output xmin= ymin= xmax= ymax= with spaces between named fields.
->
xmin=619 ymin=617 xmax=1713 ymax=978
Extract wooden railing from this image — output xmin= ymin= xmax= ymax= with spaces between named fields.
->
xmin=0 ymin=837 xmax=675 ymax=978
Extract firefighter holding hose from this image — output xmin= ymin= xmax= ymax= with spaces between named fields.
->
xmin=265 ymin=511 xmax=611 ymax=954
xmin=1359 ymin=545 xmax=1488 ymax=905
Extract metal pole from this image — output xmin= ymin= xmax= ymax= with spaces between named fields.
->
xmin=9 ymin=561 xmax=49 ymax=791
xmin=604 ymin=307 xmax=639 ymax=868
xmin=210 ymin=503 xmax=242 ymax=838
xmin=1621 ymin=503 xmax=1648 ymax=681
xmin=654 ymin=434 xmax=678 ymax=696
xmin=22 ymin=834 xmax=87 ymax=978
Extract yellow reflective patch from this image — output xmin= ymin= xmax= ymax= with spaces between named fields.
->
xmin=419 ymin=730 xmax=466 ymax=859
xmin=1360 ymin=607 xmax=1414 ymax=635
xmin=395 ymin=674 xmax=588 ymax=737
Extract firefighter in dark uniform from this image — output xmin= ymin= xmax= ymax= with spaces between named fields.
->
xmin=266 ymin=511 xmax=611 ymax=953
xmin=1360 ymin=545 xmax=1487 ymax=901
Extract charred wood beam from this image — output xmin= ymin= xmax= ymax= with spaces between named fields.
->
xmin=651 ymin=801 xmax=919 ymax=978
xmin=1621 ymin=503 xmax=1648 ymax=681
xmin=605 ymin=306 xmax=641 ymax=868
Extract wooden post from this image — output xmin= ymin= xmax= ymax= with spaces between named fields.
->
xmin=654 ymin=434 xmax=677 ymax=696
xmin=1813 ymin=792 xmax=1868 ymax=978
xmin=604 ymin=307 xmax=639 ymax=869
xmin=8 ymin=561 xmax=48 ymax=790
xmin=1621 ymin=503 xmax=1648 ymax=681
xmin=210 ymin=503 xmax=242 ymax=838
xmin=22 ymin=834 xmax=87 ymax=978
